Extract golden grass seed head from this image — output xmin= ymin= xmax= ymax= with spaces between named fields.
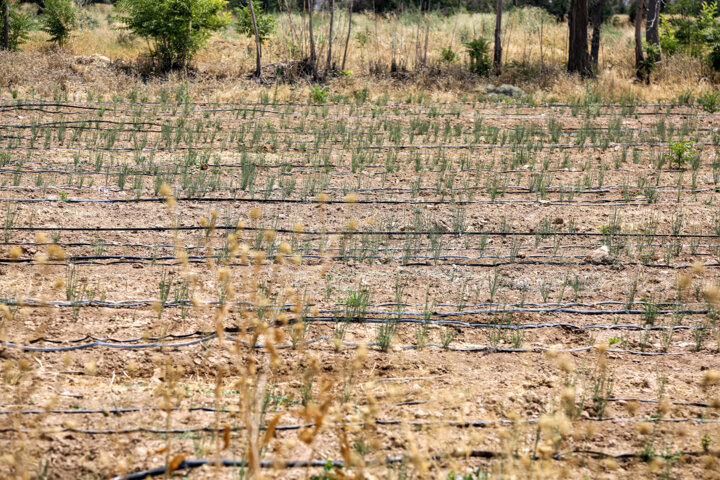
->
xmin=316 ymin=192 xmax=329 ymax=204
xmin=637 ymin=422 xmax=654 ymax=435
xmin=701 ymin=370 xmax=720 ymax=387
xmin=249 ymin=207 xmax=262 ymax=220
xmin=678 ymin=273 xmax=692 ymax=290
xmin=346 ymin=219 xmax=359 ymax=231
xmin=692 ymin=260 xmax=706 ymax=276
xmin=626 ymin=400 xmax=640 ymax=415
xmin=659 ymin=398 xmax=671 ymax=415
xmin=84 ymin=359 xmax=97 ymax=375
xmin=9 ymin=246 xmax=22 ymax=260
xmin=703 ymin=285 xmax=720 ymax=308
xmin=344 ymin=192 xmax=357 ymax=203
xmin=263 ymin=229 xmax=276 ymax=242
xmin=158 ymin=183 xmax=172 ymax=197
xmin=279 ymin=242 xmax=292 ymax=254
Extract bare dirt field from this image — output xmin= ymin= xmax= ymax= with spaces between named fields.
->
xmin=1 ymin=96 xmax=719 ymax=479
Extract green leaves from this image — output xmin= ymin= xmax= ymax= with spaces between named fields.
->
xmin=41 ymin=0 xmax=77 ymax=49
xmin=115 ymin=0 xmax=230 ymax=70
xmin=235 ymin=0 xmax=275 ymax=45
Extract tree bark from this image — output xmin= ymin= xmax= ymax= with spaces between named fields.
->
xmin=568 ymin=0 xmax=591 ymax=76
xmin=248 ymin=0 xmax=262 ymax=77
xmin=590 ymin=0 xmax=605 ymax=71
xmin=635 ymin=0 xmax=645 ymax=68
xmin=308 ymin=0 xmax=317 ymax=77
xmin=3 ymin=0 xmax=9 ymax=51
xmin=326 ymin=0 xmax=335 ymax=73
xmin=341 ymin=0 xmax=352 ymax=71
xmin=645 ymin=0 xmax=660 ymax=62
xmin=493 ymin=0 xmax=502 ymax=74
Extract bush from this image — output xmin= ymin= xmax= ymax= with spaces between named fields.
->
xmin=115 ymin=0 xmax=230 ymax=71
xmin=235 ymin=0 xmax=275 ymax=45
xmin=661 ymin=0 xmax=720 ymax=71
xmin=41 ymin=0 xmax=77 ymax=49
xmin=1 ymin=3 xmax=37 ymax=51
xmin=440 ymin=47 xmax=459 ymax=64
xmin=464 ymin=37 xmax=492 ymax=76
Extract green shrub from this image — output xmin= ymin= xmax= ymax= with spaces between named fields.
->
xmin=41 ymin=0 xmax=77 ymax=49
xmin=661 ymin=1 xmax=720 ymax=71
xmin=636 ymin=42 xmax=661 ymax=82
xmin=309 ymin=85 xmax=329 ymax=104
xmin=464 ymin=37 xmax=492 ymax=76
xmin=440 ymin=46 xmax=459 ymax=64
xmin=1 ymin=3 xmax=37 ymax=51
xmin=698 ymin=90 xmax=720 ymax=113
xmin=235 ymin=0 xmax=275 ymax=44
xmin=115 ymin=0 xmax=230 ymax=71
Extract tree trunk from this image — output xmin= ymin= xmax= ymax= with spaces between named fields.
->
xmin=590 ymin=0 xmax=605 ymax=71
xmin=635 ymin=0 xmax=645 ymax=68
xmin=341 ymin=0 xmax=352 ymax=71
xmin=645 ymin=0 xmax=660 ymax=62
xmin=308 ymin=0 xmax=317 ymax=77
xmin=493 ymin=0 xmax=502 ymax=74
xmin=326 ymin=0 xmax=335 ymax=73
xmin=248 ymin=0 xmax=262 ymax=77
xmin=3 ymin=0 xmax=9 ymax=51
xmin=568 ymin=0 xmax=591 ymax=76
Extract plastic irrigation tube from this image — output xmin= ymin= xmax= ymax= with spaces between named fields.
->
xmin=0 ymin=335 xmax=696 ymax=355
xmin=3 ymin=101 xmax=718 ymax=120
xmin=2 ymin=417 xmax=717 ymax=435
xmin=2 ymin=138 xmax=719 ymax=154
xmin=0 ymin=196 xmax=707 ymax=208
xmin=2 ymin=398 xmax=714 ymax=416
xmin=4 ymin=256 xmax=717 ymax=271
xmin=9 ymin=319 xmax=716 ymax=351
xmin=0 ymin=298 xmax=709 ymax=310
xmin=110 ymin=449 xmax=706 ymax=480
xmin=6 ymin=225 xmax=720 ymax=239
xmin=1 ymin=334 xmax=217 ymax=352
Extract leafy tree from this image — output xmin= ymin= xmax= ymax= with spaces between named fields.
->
xmin=661 ymin=0 xmax=720 ymax=70
xmin=236 ymin=0 xmax=275 ymax=44
xmin=115 ymin=0 xmax=230 ymax=71
xmin=1 ymin=1 xmax=36 ymax=51
xmin=41 ymin=0 xmax=76 ymax=49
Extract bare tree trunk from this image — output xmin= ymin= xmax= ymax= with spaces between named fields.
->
xmin=326 ymin=0 xmax=335 ymax=73
xmin=341 ymin=0 xmax=352 ymax=71
xmin=590 ymin=0 xmax=605 ymax=71
xmin=493 ymin=0 xmax=502 ymax=74
xmin=248 ymin=0 xmax=262 ymax=77
xmin=422 ymin=16 xmax=429 ymax=65
xmin=3 ymin=0 xmax=9 ymax=51
xmin=568 ymin=0 xmax=591 ymax=76
xmin=308 ymin=0 xmax=317 ymax=77
xmin=645 ymin=0 xmax=660 ymax=62
xmin=635 ymin=0 xmax=645 ymax=68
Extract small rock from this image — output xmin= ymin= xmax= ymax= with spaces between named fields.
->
xmin=585 ymin=245 xmax=611 ymax=263
xmin=487 ymin=84 xmax=525 ymax=98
